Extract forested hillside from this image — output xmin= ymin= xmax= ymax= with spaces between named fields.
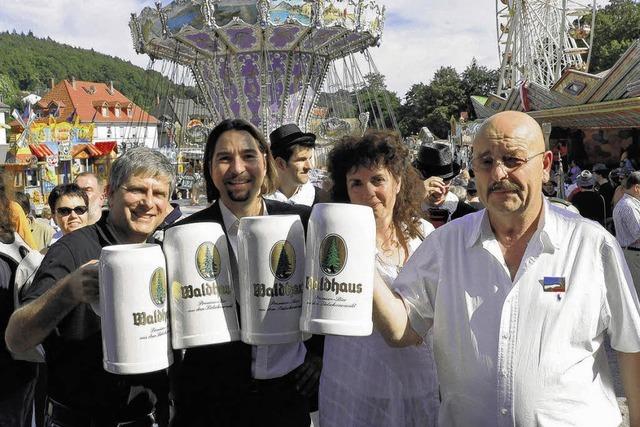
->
xmin=0 ymin=31 xmax=194 ymax=110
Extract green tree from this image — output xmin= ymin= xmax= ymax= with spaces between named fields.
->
xmin=275 ymin=246 xmax=292 ymax=279
xmin=399 ymin=66 xmax=465 ymax=138
xmin=587 ymin=0 xmax=640 ymax=74
xmin=461 ymin=58 xmax=498 ymax=119
xmin=355 ymin=72 xmax=401 ymax=130
xmin=154 ymin=271 xmax=166 ymax=304
xmin=204 ymin=245 xmax=217 ymax=278
xmin=0 ymin=73 xmax=20 ymax=106
xmin=398 ymin=82 xmax=433 ymax=137
xmin=323 ymin=238 xmax=341 ymax=274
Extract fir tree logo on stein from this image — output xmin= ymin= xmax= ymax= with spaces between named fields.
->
xmin=195 ymin=242 xmax=221 ymax=280
xmin=319 ymin=234 xmax=347 ymax=276
xmin=149 ymin=267 xmax=167 ymax=307
xmin=270 ymin=240 xmax=296 ymax=281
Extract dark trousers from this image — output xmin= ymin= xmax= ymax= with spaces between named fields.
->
xmin=0 ymin=374 xmax=36 ymax=427
xmin=172 ymin=375 xmax=310 ymax=427
xmin=43 ymin=398 xmax=156 ymax=427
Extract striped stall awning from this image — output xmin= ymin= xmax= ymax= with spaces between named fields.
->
xmin=72 ymin=143 xmax=103 ymax=159
xmin=28 ymin=144 xmax=54 ymax=159
xmin=94 ymin=141 xmax=117 ymax=156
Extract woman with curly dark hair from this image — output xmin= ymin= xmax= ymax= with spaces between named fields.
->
xmin=0 ymin=175 xmax=38 ymax=427
xmin=319 ymin=131 xmax=439 ymax=427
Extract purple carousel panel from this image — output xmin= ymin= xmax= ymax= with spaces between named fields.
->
xmin=265 ymin=52 xmax=287 ymax=124
xmin=224 ymin=27 xmax=258 ymax=50
xmin=184 ymin=32 xmax=219 ymax=53
xmin=200 ymin=62 xmax=226 ymax=119
xmin=238 ymin=53 xmax=262 ymax=126
xmin=268 ymin=26 xmax=302 ymax=50
xmin=215 ymin=56 xmax=242 ymax=119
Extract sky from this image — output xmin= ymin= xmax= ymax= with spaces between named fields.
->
xmin=0 ymin=0 xmax=610 ymax=98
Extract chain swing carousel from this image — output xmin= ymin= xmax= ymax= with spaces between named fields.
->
xmin=129 ymin=0 xmax=397 ymax=180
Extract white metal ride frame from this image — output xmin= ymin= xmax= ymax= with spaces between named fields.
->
xmin=495 ymin=0 xmax=596 ymax=97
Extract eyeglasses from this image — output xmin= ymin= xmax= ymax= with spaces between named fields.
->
xmin=471 ymin=151 xmax=545 ymax=172
xmin=56 ymin=206 xmax=88 ymax=216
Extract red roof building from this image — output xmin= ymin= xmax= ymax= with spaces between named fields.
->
xmin=35 ymin=79 xmax=158 ymax=125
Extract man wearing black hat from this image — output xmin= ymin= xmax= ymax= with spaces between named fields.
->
xmin=266 ymin=123 xmax=327 ymax=206
xmin=413 ymin=142 xmax=477 ymax=227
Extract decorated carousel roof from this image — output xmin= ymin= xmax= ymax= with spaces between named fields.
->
xmin=131 ymin=0 xmax=385 ymax=64
xmin=130 ymin=0 xmax=386 ymax=135
xmin=474 ymin=39 xmax=640 ymax=129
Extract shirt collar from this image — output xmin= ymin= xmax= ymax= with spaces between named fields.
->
xmin=622 ymin=193 xmax=640 ymax=206
xmin=465 ymin=196 xmax=559 ymax=254
xmin=219 ymin=198 xmax=269 ymax=233
xmin=271 ymin=181 xmax=316 ymax=206
xmin=101 ymin=211 xmax=126 ymax=245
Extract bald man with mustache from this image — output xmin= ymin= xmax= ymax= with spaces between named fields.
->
xmin=372 ymin=111 xmax=640 ymax=426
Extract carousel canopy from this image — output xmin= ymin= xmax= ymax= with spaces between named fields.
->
xmin=130 ymin=0 xmax=386 ymax=135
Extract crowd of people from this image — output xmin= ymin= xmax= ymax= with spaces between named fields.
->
xmin=0 ymin=111 xmax=639 ymax=427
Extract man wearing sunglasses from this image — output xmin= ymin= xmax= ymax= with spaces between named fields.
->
xmin=47 ymin=184 xmax=90 ymax=245
xmin=6 ymin=147 xmax=176 ymax=427
xmin=372 ymin=111 xmax=640 ymax=426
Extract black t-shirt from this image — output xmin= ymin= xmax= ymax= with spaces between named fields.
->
xmin=451 ymin=201 xmax=478 ymax=220
xmin=0 ymin=253 xmax=38 ymax=400
xmin=21 ymin=215 xmax=169 ymax=418
xmin=571 ymin=191 xmax=606 ymax=226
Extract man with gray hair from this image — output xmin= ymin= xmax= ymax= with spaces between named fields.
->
xmin=613 ymin=171 xmax=640 ymax=296
xmin=6 ymin=147 xmax=176 ymax=427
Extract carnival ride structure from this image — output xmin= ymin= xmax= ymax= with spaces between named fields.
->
xmin=129 ymin=0 xmax=395 ymax=149
xmin=495 ymin=0 xmax=597 ymax=97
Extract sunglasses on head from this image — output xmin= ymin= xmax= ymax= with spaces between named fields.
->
xmin=56 ymin=206 xmax=88 ymax=216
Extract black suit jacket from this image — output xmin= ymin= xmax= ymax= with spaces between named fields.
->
xmin=171 ymin=199 xmax=316 ymax=405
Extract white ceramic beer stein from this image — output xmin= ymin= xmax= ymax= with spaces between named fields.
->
xmin=163 ymin=222 xmax=240 ymax=349
xmin=300 ymin=203 xmax=376 ymax=336
xmin=99 ymin=243 xmax=173 ymax=374
xmin=237 ymin=215 xmax=306 ymax=345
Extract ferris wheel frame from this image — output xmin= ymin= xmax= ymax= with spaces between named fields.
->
xmin=495 ymin=0 xmax=597 ymax=98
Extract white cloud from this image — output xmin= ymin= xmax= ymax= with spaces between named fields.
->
xmin=0 ymin=0 xmax=609 ymax=98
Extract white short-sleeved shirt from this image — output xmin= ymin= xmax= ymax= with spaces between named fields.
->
xmin=394 ymin=199 xmax=640 ymax=427
xmin=613 ymin=193 xmax=640 ymax=248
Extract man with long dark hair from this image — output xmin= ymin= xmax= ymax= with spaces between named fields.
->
xmin=172 ymin=119 xmax=321 ymax=427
